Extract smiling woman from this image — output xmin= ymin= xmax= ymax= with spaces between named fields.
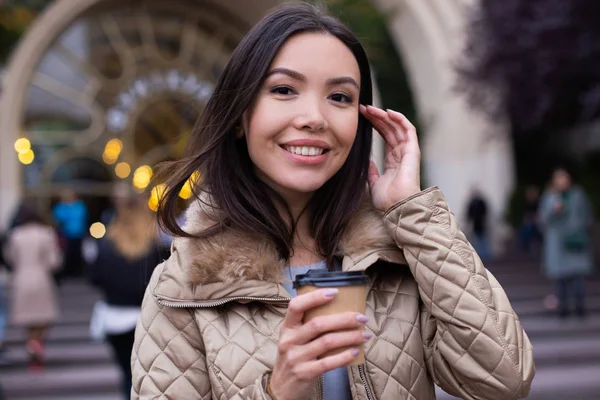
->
xmin=132 ymin=3 xmax=534 ymax=400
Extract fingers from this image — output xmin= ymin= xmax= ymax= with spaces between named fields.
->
xmin=361 ymin=105 xmax=420 ymax=148
xmin=293 ymin=329 xmax=370 ymax=362
xmin=295 ymin=348 xmax=361 ymax=378
xmin=387 ymin=109 xmax=420 ymax=154
xmin=283 ymin=288 xmax=339 ymax=328
xmin=287 ymin=311 xmax=368 ymax=346
xmin=360 ymin=105 xmax=400 ymax=148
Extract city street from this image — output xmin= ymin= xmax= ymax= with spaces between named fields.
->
xmin=1 ymin=258 xmax=599 ymax=399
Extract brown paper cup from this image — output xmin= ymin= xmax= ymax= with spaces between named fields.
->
xmin=294 ymin=271 xmax=369 ymax=366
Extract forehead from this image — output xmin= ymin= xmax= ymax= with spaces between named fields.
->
xmin=270 ymin=32 xmax=360 ymax=83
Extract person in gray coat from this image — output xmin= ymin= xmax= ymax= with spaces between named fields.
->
xmin=539 ymin=168 xmax=595 ymax=317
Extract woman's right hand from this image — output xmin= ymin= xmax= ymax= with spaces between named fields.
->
xmin=268 ymin=288 xmax=371 ymax=400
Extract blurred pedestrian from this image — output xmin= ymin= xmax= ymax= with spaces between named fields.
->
xmin=466 ymin=186 xmax=491 ymax=261
xmin=2 ymin=203 xmax=62 ymax=369
xmin=100 ymin=182 xmax=131 ymax=226
xmin=86 ymin=192 xmax=161 ymax=399
xmin=540 ymin=168 xmax=595 ymax=317
xmin=52 ymin=189 xmax=88 ymax=279
xmin=519 ymin=185 xmax=542 ymax=254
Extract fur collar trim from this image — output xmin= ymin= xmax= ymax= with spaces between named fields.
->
xmin=173 ymin=193 xmax=406 ymax=286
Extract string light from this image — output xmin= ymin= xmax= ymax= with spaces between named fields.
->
xmin=133 ymin=165 xmax=153 ymax=189
xmin=115 ymin=162 xmax=131 ymax=178
xmin=18 ymin=149 xmax=35 ymax=165
xmin=89 ymin=222 xmax=106 ymax=239
xmin=14 ymin=138 xmax=31 ymax=154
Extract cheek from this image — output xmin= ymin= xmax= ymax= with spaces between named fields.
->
xmin=245 ymin=98 xmax=286 ymax=145
xmin=334 ymin=114 xmax=359 ymax=151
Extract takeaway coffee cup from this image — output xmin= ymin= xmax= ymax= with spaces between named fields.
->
xmin=293 ymin=270 xmax=370 ymax=366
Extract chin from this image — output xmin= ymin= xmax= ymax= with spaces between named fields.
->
xmin=276 ymin=176 xmax=329 ymax=195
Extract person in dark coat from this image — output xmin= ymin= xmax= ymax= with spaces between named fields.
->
xmin=466 ymin=186 xmax=491 ymax=261
xmin=86 ymin=193 xmax=162 ymax=398
xmin=539 ymin=168 xmax=595 ymax=317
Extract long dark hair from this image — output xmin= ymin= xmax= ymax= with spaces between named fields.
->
xmin=156 ymin=2 xmax=373 ymax=267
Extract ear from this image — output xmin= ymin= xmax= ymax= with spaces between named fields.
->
xmin=237 ymin=111 xmax=250 ymax=139
xmin=235 ymin=124 xmax=244 ymax=139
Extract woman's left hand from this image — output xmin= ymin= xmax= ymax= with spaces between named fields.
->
xmin=360 ymin=105 xmax=422 ymax=212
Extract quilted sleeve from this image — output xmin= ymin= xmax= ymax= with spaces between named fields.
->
xmin=383 ymin=187 xmax=535 ymax=400
xmin=131 ymin=263 xmax=273 ymax=400
xmin=131 ymin=263 xmax=212 ymax=399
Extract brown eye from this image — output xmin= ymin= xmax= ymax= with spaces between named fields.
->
xmin=270 ymin=86 xmax=295 ymax=95
xmin=330 ymin=93 xmax=352 ymax=103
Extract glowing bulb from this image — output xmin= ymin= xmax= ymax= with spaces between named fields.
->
xmin=105 ymin=138 xmax=123 ymax=154
xmin=148 ymin=184 xmax=167 ymax=212
xmin=14 ymin=138 xmax=31 ymax=154
xmin=89 ymin=222 xmax=106 ymax=239
xmin=133 ymin=165 xmax=153 ymax=189
xmin=191 ymin=170 xmax=201 ymax=184
xmin=103 ymin=152 xmax=118 ymax=165
xmin=18 ymin=149 xmax=35 ymax=164
xmin=103 ymin=138 xmax=123 ymax=165
xmin=179 ymin=180 xmax=193 ymax=199
xmin=115 ymin=162 xmax=131 ymax=178
xmin=178 ymin=171 xmax=201 ymax=199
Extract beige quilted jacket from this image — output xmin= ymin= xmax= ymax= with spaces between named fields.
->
xmin=131 ymin=187 xmax=534 ymax=399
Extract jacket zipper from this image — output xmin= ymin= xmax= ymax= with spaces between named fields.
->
xmin=157 ymin=296 xmax=290 ymax=308
xmin=319 ymin=374 xmax=324 ymax=400
xmin=358 ymin=365 xmax=374 ymax=400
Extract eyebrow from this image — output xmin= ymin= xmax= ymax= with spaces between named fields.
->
xmin=267 ymin=67 xmax=360 ymax=90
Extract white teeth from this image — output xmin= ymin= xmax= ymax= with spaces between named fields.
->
xmin=284 ymin=146 xmax=325 ymax=156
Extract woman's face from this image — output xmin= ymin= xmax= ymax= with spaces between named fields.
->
xmin=243 ymin=32 xmax=361 ymax=202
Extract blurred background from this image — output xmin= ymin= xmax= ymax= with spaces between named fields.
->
xmin=0 ymin=0 xmax=598 ymax=399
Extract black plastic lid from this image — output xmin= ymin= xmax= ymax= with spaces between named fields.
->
xmin=293 ymin=270 xmax=370 ymax=289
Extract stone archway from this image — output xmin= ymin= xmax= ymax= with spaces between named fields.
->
xmin=372 ymin=0 xmax=514 ymax=251
xmin=0 ymin=0 xmax=280 ymax=228
xmin=1 ymin=0 xmax=514 ymax=251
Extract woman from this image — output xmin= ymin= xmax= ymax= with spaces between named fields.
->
xmin=3 ymin=204 xmax=61 ymax=369
xmin=539 ymin=168 xmax=594 ymax=317
xmin=87 ymin=193 xmax=161 ymax=398
xmin=132 ymin=4 xmax=534 ymax=399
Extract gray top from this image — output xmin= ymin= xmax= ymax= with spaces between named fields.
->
xmin=282 ymin=262 xmax=353 ymax=400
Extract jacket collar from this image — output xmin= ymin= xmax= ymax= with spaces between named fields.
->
xmin=153 ymin=193 xmax=406 ymax=303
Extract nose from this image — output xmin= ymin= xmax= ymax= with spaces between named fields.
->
xmin=293 ymin=98 xmax=328 ymax=132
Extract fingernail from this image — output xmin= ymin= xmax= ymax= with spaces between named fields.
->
xmin=362 ymin=331 xmax=373 ymax=340
xmin=351 ymin=348 xmax=360 ymax=357
xmin=356 ymin=314 xmax=369 ymax=324
xmin=323 ymin=289 xmax=339 ymax=298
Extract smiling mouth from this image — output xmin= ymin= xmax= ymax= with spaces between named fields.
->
xmin=281 ymin=145 xmax=330 ymax=156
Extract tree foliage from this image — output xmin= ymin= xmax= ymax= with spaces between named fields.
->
xmin=458 ymin=0 xmax=600 ymax=134
xmin=0 ymin=0 xmax=50 ymax=63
